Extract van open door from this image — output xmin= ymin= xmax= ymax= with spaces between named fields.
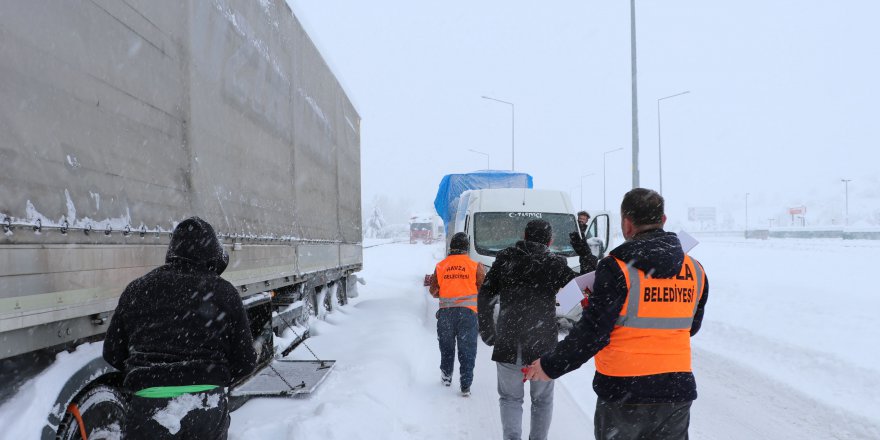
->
xmin=586 ymin=213 xmax=611 ymax=258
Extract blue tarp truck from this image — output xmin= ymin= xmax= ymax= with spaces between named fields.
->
xmin=433 ymin=171 xmax=534 ymax=236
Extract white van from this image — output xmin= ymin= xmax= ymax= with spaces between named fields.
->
xmin=447 ymin=188 xmax=611 ymax=271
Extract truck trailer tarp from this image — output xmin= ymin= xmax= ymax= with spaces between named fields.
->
xmin=433 ymin=171 xmax=533 ymax=230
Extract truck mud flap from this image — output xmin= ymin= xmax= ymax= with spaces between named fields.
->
xmin=230 ymin=360 xmax=335 ymax=399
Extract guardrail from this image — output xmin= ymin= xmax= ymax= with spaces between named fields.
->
xmin=692 ymin=229 xmax=880 ymax=240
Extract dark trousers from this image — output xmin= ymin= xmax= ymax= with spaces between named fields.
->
xmin=126 ymin=387 xmax=229 ymax=440
xmin=437 ymin=307 xmax=478 ymax=389
xmin=594 ymin=399 xmax=691 ymax=440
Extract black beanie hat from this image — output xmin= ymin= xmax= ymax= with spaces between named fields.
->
xmin=449 ymin=232 xmax=470 ymax=254
xmin=524 ymin=219 xmax=552 ymax=245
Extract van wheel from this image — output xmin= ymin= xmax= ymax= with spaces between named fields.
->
xmin=56 ymin=384 xmax=126 ymax=440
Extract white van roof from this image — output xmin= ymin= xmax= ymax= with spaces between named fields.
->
xmin=462 ymin=188 xmax=573 ymax=213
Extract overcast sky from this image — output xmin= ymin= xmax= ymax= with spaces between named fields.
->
xmin=289 ymin=1 xmax=879 ymax=228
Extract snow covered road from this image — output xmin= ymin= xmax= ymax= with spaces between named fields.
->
xmin=4 ymin=237 xmax=876 ymax=438
xmin=231 ymin=237 xmax=880 ymax=439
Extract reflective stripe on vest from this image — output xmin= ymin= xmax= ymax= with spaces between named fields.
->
xmin=594 ymin=255 xmax=705 ymax=377
xmin=615 ymin=258 xmax=704 ymax=329
xmin=439 ymin=294 xmax=478 ymax=308
xmin=436 ymin=254 xmax=479 ymax=312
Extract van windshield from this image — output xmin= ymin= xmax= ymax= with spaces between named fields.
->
xmin=473 ymin=212 xmax=578 ymax=257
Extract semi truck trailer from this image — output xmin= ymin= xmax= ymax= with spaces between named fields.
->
xmin=0 ymin=0 xmax=361 ymax=438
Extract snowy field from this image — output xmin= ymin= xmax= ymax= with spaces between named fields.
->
xmin=2 ymin=237 xmax=879 ymax=438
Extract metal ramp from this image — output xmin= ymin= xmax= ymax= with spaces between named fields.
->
xmin=231 ymin=360 xmax=335 ymax=398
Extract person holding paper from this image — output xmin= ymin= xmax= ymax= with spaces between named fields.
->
xmin=477 ymin=219 xmax=577 ymax=440
xmin=524 ymin=188 xmax=709 ymax=440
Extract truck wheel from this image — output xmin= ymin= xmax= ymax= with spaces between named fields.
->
xmin=56 ymin=384 xmax=126 ymax=440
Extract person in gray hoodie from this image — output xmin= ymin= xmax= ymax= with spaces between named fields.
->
xmin=478 ymin=219 xmax=577 ymax=440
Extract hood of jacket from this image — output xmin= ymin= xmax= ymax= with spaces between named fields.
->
xmin=608 ymin=228 xmax=683 ymax=278
xmin=165 ymin=217 xmax=229 ymax=274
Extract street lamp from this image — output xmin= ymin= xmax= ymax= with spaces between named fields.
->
xmin=745 ymin=192 xmax=750 ymax=238
xmin=481 ymin=95 xmax=515 ymax=171
xmin=657 ymin=90 xmax=690 ymax=195
xmin=603 ymin=148 xmax=624 ymax=210
xmin=468 ymin=149 xmax=490 ymax=169
xmin=580 ymin=173 xmax=595 ymax=210
xmin=841 ymin=179 xmax=852 ymax=226
xmin=630 ymin=0 xmax=640 ymax=189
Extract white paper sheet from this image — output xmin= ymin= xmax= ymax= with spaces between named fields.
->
xmin=677 ymin=229 xmax=699 ymax=253
xmin=556 ymin=272 xmax=595 ymax=314
xmin=555 ymin=231 xmax=699 ymax=314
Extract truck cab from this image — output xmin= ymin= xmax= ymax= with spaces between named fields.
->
xmin=409 ymin=221 xmax=434 ymax=244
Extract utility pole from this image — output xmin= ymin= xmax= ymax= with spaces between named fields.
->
xmin=745 ymin=192 xmax=750 ymax=238
xmin=630 ymin=0 xmax=640 ymax=189
xmin=603 ymin=148 xmax=624 ymax=210
xmin=481 ymin=96 xmax=515 ymax=171
xmin=841 ymin=179 xmax=852 ymax=226
xmin=657 ymin=91 xmax=690 ymax=195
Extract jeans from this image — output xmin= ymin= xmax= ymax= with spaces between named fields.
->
xmin=594 ymin=399 xmax=692 ymax=440
xmin=437 ymin=307 xmax=478 ymax=389
xmin=496 ymin=362 xmax=554 ymax=440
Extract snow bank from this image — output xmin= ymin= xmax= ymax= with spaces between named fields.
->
xmin=0 ymin=343 xmax=103 ymax=439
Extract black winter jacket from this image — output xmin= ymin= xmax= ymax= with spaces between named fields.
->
xmin=541 ymin=229 xmax=709 ymax=404
xmin=103 ymin=217 xmax=258 ymax=391
xmin=478 ymin=240 xmax=577 ymax=365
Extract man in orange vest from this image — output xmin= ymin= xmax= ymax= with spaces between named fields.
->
xmin=525 ymin=188 xmax=709 ymax=440
xmin=428 ymin=232 xmax=485 ymax=396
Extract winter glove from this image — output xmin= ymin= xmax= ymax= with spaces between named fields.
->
xmin=569 ymin=231 xmax=589 ymax=257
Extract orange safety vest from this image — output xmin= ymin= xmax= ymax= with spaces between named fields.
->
xmin=435 ymin=254 xmax=479 ymax=313
xmin=594 ymin=255 xmax=705 ymax=377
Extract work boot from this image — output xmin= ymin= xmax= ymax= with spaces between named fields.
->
xmin=441 ymin=373 xmax=452 ymax=387
xmin=460 ymin=386 xmax=470 ymax=397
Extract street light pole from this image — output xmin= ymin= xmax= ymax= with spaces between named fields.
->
xmin=468 ymin=149 xmax=490 ymax=169
xmin=630 ymin=0 xmax=640 ymax=189
xmin=745 ymin=192 xmax=750 ymax=238
xmin=580 ymin=173 xmax=595 ymax=210
xmin=603 ymin=148 xmax=624 ymax=210
xmin=657 ymin=91 xmax=690 ymax=195
xmin=481 ymin=96 xmax=515 ymax=171
xmin=841 ymin=179 xmax=852 ymax=226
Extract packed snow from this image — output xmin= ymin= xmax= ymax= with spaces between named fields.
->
xmin=231 ymin=237 xmax=880 ymax=439
xmin=1 ymin=237 xmax=878 ymax=438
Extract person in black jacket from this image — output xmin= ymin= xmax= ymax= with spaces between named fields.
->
xmin=103 ymin=217 xmax=257 ymax=440
xmin=525 ymin=188 xmax=709 ymax=440
xmin=569 ymin=211 xmax=599 ymax=274
xmin=478 ymin=219 xmax=577 ymax=440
